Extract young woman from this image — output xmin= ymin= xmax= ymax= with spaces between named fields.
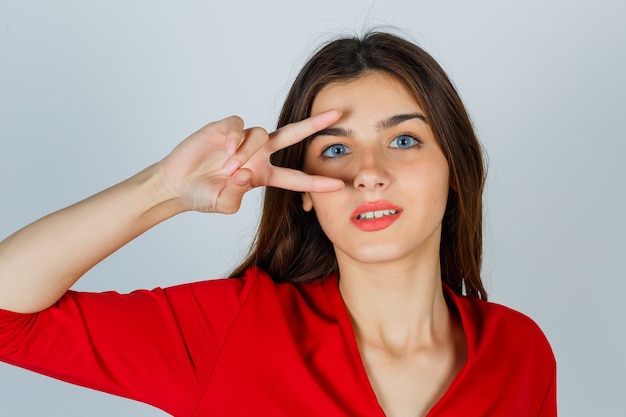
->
xmin=0 ymin=32 xmax=556 ymax=416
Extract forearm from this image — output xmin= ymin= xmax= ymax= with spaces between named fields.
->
xmin=0 ymin=163 xmax=185 ymax=313
xmin=0 ymin=113 xmax=343 ymax=314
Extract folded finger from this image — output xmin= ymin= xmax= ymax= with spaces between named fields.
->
xmin=215 ymin=168 xmax=254 ymax=213
xmin=222 ymin=126 xmax=269 ymax=175
xmin=212 ymin=115 xmax=245 ymax=156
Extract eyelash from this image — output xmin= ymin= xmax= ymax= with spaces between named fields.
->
xmin=320 ymin=144 xmax=351 ymax=159
xmin=318 ymin=134 xmax=423 ymax=159
xmin=390 ymin=134 xmax=422 ymax=149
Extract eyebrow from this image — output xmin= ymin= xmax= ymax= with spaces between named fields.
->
xmin=310 ymin=113 xmax=428 ymax=141
xmin=376 ymin=113 xmax=427 ymax=131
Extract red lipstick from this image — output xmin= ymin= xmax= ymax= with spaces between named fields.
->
xmin=350 ymin=201 xmax=402 ymax=232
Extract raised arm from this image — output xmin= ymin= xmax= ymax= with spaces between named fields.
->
xmin=0 ymin=111 xmax=343 ymax=313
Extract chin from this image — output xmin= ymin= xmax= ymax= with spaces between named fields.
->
xmin=337 ymin=244 xmax=412 ymax=265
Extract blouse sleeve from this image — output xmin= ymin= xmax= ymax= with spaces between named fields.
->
xmin=0 ymin=274 xmax=256 ymax=417
xmin=537 ymin=361 xmax=558 ymax=416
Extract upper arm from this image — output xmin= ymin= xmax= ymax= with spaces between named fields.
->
xmin=0 ymin=276 xmax=252 ymax=416
xmin=537 ymin=360 xmax=557 ymax=416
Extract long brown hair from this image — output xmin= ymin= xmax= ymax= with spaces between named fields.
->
xmin=231 ymin=31 xmax=487 ymax=299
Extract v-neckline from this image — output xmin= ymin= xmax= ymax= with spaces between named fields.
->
xmin=322 ymin=274 xmax=474 ymax=417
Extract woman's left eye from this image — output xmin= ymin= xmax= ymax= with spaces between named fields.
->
xmin=389 ymin=135 xmax=421 ymax=149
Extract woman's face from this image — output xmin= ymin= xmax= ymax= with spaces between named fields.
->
xmin=302 ymin=72 xmax=450 ymax=269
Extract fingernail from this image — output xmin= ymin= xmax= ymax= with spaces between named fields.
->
xmin=233 ymin=169 xmax=252 ymax=185
xmin=225 ymin=141 xmax=237 ymax=156
xmin=222 ymin=159 xmax=240 ymax=176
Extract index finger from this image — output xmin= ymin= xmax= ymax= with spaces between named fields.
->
xmin=267 ymin=110 xmax=342 ymax=152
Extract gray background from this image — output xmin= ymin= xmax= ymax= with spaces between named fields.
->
xmin=1 ymin=0 xmax=624 ymax=415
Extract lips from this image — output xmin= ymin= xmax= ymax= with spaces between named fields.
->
xmin=356 ymin=209 xmax=400 ymax=220
xmin=351 ymin=201 xmax=402 ymax=231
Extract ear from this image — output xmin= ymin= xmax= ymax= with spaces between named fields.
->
xmin=302 ymin=192 xmax=314 ymax=212
xmin=449 ymin=171 xmax=459 ymax=193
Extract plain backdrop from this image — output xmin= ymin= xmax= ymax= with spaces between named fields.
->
xmin=1 ymin=1 xmax=624 ymax=416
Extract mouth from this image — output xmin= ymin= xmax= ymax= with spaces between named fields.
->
xmin=350 ymin=201 xmax=402 ymax=231
xmin=355 ymin=209 xmax=400 ymax=220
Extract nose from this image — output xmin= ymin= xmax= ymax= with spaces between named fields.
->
xmin=352 ymin=153 xmax=390 ymax=191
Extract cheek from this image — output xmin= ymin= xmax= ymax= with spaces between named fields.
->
xmin=305 ymin=162 xmax=353 ymax=183
xmin=426 ymin=165 xmax=450 ymax=197
xmin=308 ymin=194 xmax=341 ymax=231
xmin=430 ymin=171 xmax=451 ymax=219
xmin=409 ymin=159 xmax=450 ymax=211
xmin=309 ymin=193 xmax=333 ymax=216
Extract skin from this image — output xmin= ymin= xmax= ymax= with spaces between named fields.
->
xmin=0 ymin=111 xmax=344 ymax=313
xmin=303 ymin=73 xmax=467 ymax=417
xmin=0 ymin=73 xmax=466 ymax=417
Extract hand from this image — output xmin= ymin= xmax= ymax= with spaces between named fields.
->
xmin=156 ymin=111 xmax=344 ymax=213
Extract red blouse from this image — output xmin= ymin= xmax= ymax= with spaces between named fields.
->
xmin=0 ymin=267 xmax=556 ymax=416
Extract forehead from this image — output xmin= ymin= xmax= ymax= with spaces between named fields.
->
xmin=310 ymin=72 xmax=423 ymax=117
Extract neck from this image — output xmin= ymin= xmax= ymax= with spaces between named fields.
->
xmin=337 ymin=258 xmax=454 ymax=355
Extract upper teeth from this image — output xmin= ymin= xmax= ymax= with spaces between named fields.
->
xmin=357 ymin=209 xmax=398 ymax=220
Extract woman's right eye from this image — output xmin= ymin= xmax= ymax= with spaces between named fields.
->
xmin=320 ymin=144 xmax=351 ymax=159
